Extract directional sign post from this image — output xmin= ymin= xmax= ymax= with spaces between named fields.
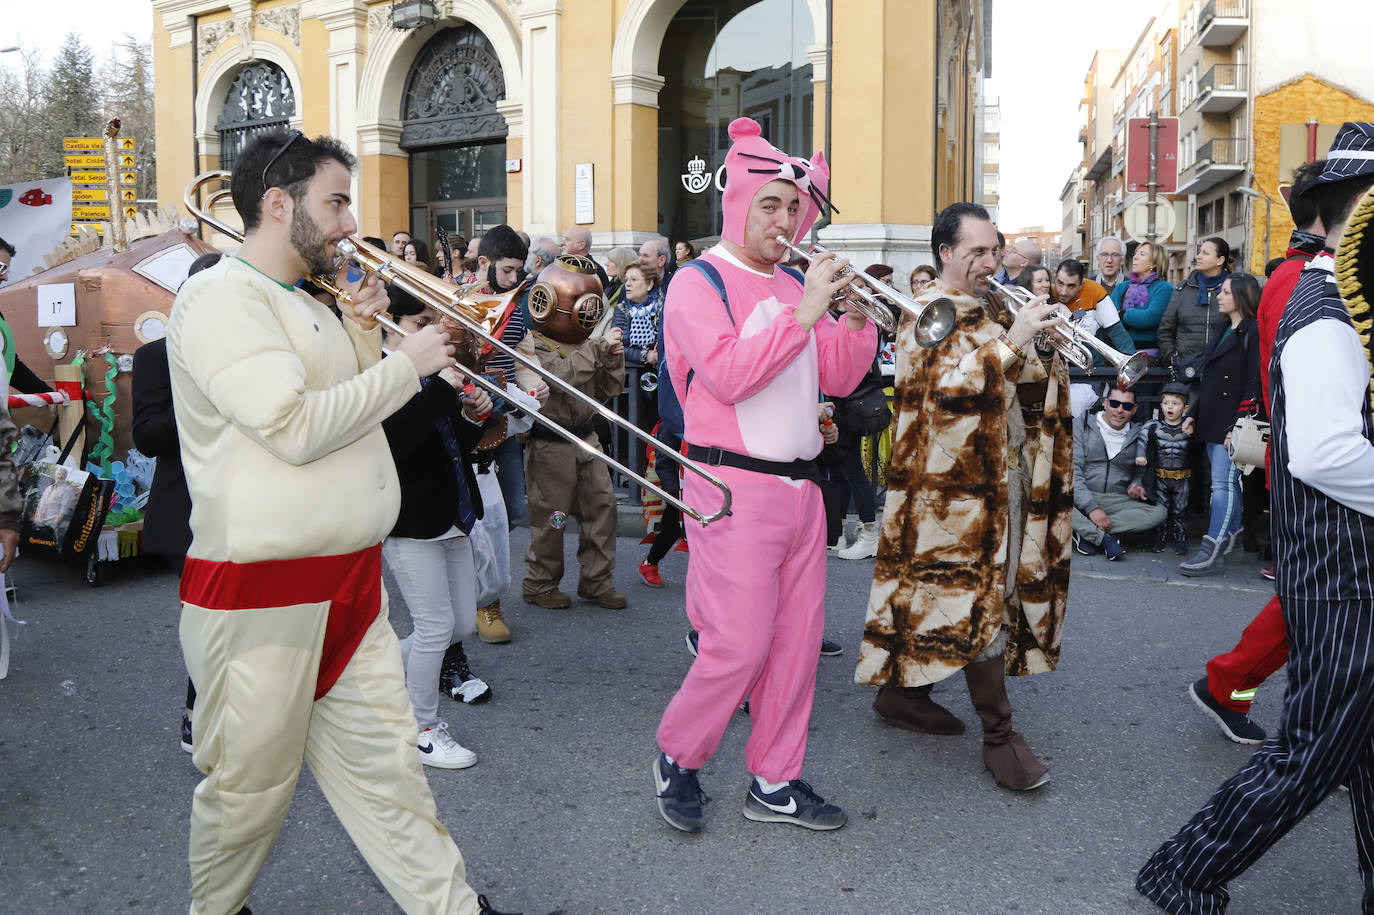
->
xmin=62 ymin=138 xmax=104 ymax=151
xmin=64 ymin=154 xmax=106 ymax=169
xmin=72 ymin=188 xmax=109 ymax=203
xmin=72 ymin=205 xmax=112 ymax=219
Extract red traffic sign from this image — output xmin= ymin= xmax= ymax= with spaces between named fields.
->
xmin=1126 ymin=117 xmax=1179 ymax=194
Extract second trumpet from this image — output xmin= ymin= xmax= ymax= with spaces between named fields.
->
xmin=989 ymin=278 xmax=1151 ymax=390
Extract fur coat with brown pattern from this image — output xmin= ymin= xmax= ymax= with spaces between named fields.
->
xmin=854 ymin=281 xmax=1074 ymax=688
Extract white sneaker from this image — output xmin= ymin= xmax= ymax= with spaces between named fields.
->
xmin=838 ymin=521 xmax=880 ymax=560
xmin=417 ymin=722 xmax=477 ymax=769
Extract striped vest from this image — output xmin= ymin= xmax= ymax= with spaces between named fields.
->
xmin=1269 ymin=260 xmax=1374 ymax=601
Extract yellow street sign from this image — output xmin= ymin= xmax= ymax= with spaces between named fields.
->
xmin=120 ymin=171 xmax=136 ymax=185
xmin=120 ymin=138 xmax=135 ymax=150
xmin=69 ymin=171 xmax=107 ymax=184
xmin=63 ymin=137 xmax=104 ymax=151
xmin=64 ymin=154 xmax=106 ymax=168
xmin=70 ymin=223 xmax=104 ymax=235
xmin=73 ymin=188 xmax=108 ymax=202
xmin=119 ymin=154 xmax=136 ymax=167
xmin=120 ymin=188 xmax=136 ymax=202
xmin=123 ymin=205 xmax=138 ymax=218
xmin=72 ymin=204 xmax=111 ymax=219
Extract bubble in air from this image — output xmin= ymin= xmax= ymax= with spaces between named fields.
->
xmin=61 ymin=679 xmax=76 ymax=696
xmin=549 ymin=511 xmax=567 ymax=530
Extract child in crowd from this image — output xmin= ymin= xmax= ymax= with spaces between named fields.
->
xmin=1138 ymin=382 xmax=1193 ymax=555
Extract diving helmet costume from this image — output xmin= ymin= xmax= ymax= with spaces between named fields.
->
xmin=526 ymin=254 xmax=607 ymax=345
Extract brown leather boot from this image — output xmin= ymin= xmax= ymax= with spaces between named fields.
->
xmin=872 ymin=684 xmax=966 ymax=735
xmin=963 ymin=655 xmax=1049 ymax=791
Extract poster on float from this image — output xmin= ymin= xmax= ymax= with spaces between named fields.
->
xmin=0 ymin=177 xmax=74 ymax=284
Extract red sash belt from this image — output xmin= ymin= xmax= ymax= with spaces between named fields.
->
xmin=181 ymin=545 xmax=383 ymax=700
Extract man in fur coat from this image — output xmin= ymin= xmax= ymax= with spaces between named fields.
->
xmin=854 ymin=201 xmax=1074 ymax=791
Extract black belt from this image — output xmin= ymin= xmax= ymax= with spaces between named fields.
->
xmin=686 ymin=443 xmax=821 ymax=484
xmin=529 ymin=421 xmax=595 ymax=442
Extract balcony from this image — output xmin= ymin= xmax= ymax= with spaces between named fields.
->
xmin=1197 ymin=0 xmax=1248 ymax=47
xmin=1179 ymin=137 xmax=1248 ymax=194
xmin=1196 ymin=63 xmax=1247 ymax=113
xmin=1085 ymin=144 xmax=1113 ymax=181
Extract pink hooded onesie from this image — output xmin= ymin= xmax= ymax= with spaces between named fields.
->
xmin=655 ymin=117 xmax=877 ymax=781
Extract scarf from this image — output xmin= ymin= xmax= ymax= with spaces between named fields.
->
xmin=626 ymin=287 xmax=661 ymax=349
xmin=1289 ymin=229 xmax=1325 ymax=257
xmin=1196 ymin=270 xmax=1228 ymax=307
xmin=421 ymin=377 xmax=477 ymax=534
xmin=1123 ymin=272 xmax=1157 ymax=312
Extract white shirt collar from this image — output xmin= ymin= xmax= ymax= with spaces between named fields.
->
xmin=709 ymin=244 xmax=776 ymax=279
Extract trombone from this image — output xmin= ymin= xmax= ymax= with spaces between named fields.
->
xmin=988 ymin=277 xmax=1152 ymax=390
xmin=773 ymin=235 xmax=956 ymax=346
xmin=183 ymin=171 xmax=733 ymax=525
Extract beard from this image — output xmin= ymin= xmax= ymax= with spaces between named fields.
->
xmin=290 ymin=204 xmax=337 ymax=277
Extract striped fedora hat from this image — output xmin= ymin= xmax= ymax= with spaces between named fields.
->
xmin=1317 ymin=122 xmax=1374 ymax=185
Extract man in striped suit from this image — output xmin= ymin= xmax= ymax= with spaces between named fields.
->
xmin=1137 ymin=122 xmax=1374 ymax=914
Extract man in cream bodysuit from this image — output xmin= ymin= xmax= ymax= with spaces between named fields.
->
xmin=169 ymin=129 xmax=524 ymax=915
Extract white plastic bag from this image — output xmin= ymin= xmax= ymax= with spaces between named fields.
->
xmin=470 ymin=466 xmax=510 ymax=606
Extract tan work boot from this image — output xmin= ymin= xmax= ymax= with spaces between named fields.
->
xmin=523 ymin=589 xmax=572 ymax=609
xmin=963 ymin=655 xmax=1049 ymax=791
xmin=873 ymin=684 xmax=966 ymax=735
xmin=577 ymin=583 xmax=627 ymax=610
xmin=475 ymin=601 xmax=512 ymax=644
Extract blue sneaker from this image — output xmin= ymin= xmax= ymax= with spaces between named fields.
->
xmin=743 ymin=778 xmax=847 ymax=831
xmin=1101 ymin=533 xmax=1126 ymax=561
xmin=1072 ymin=532 xmax=1100 ymax=556
xmin=654 ymin=753 xmax=709 ymax=833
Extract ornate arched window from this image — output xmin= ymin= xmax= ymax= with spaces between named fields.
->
xmin=216 ymin=61 xmax=297 ymax=171
xmin=401 ymin=26 xmax=507 ymax=150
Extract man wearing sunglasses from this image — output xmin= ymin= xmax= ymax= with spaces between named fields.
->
xmin=1070 ymin=387 xmax=1166 ymax=559
xmin=166 ymin=129 xmax=532 ymax=915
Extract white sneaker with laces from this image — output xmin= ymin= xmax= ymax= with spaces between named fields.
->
xmin=418 ymin=722 xmax=477 ymax=769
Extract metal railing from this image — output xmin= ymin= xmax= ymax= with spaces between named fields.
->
xmin=1198 ymin=0 xmax=1248 ymax=32
xmin=1198 ymin=62 xmax=1246 ymax=98
xmin=1195 ymin=136 xmax=1248 ymax=170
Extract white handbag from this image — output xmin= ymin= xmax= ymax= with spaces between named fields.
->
xmin=1227 ymin=415 xmax=1270 ymax=474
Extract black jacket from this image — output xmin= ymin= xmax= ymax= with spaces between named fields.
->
xmin=1157 ymin=270 xmax=1228 ymax=363
xmin=382 ymin=379 xmax=485 ymax=540
xmin=131 ymin=339 xmax=192 ymax=562
xmin=1189 ymin=318 xmax=1260 ymax=444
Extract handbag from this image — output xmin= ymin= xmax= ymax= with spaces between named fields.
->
xmin=1170 ymin=351 xmax=1207 ymax=384
xmin=1227 ymin=414 xmax=1270 ymax=474
xmin=838 ymin=362 xmax=893 ymax=436
xmin=469 ymin=468 xmax=510 ymax=607
xmin=18 ymin=419 xmax=113 ymax=559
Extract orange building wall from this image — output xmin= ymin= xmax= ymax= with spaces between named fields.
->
xmin=1250 ymin=76 xmax=1374 ymax=273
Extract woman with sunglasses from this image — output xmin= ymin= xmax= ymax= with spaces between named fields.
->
xmin=1178 ymin=274 xmax=1261 ymax=576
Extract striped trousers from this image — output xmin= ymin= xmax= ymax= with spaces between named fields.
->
xmin=1137 ymin=595 xmax=1374 ymax=914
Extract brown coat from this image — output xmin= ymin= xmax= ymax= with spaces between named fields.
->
xmin=854 ymin=282 xmax=1073 ymax=688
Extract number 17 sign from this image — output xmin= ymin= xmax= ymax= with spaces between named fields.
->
xmin=37 ymin=283 xmax=77 ymax=327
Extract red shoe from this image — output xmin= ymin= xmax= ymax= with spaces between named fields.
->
xmin=639 ymin=560 xmax=664 ymax=588
xmin=1261 ymin=565 xmax=1275 ymax=581
xmin=674 ymin=540 xmax=690 ymax=554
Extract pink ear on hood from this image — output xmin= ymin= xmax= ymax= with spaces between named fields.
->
xmin=719 ymin=117 xmax=836 ymax=248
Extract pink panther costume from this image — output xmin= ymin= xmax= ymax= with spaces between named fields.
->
xmin=655 ymin=118 xmax=876 ymax=782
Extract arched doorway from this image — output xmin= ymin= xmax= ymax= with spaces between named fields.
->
xmin=215 ymin=61 xmax=298 ymax=171
xmin=402 ymin=26 xmax=509 ymax=253
xmin=657 ymin=0 xmax=817 ymax=245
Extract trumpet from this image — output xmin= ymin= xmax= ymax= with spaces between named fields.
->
xmin=988 ymin=278 xmax=1151 ymax=390
xmin=773 ymin=235 xmax=956 ymax=346
xmin=183 ymin=171 xmax=733 ymax=525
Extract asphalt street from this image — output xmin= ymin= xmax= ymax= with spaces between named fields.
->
xmin=0 ymin=523 xmax=1362 ymax=914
